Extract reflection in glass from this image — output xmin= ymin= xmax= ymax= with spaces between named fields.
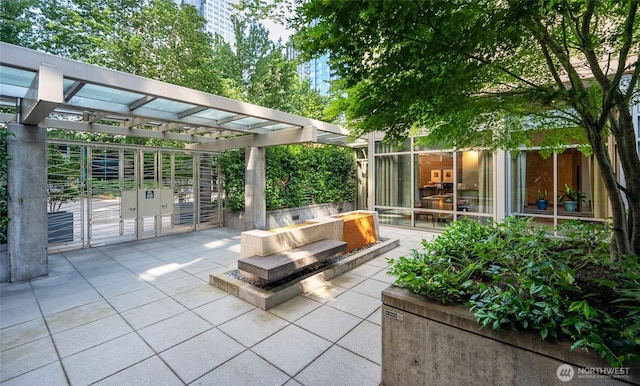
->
xmin=375 ymin=138 xmax=411 ymax=153
xmin=414 ymin=153 xmax=454 ymax=225
xmin=455 ymin=151 xmax=493 ymax=214
xmin=375 ymin=154 xmax=411 ymax=207
xmin=376 ymin=208 xmax=412 ymax=227
xmin=511 ymin=149 xmax=604 ymax=219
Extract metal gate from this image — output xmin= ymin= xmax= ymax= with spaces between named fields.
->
xmin=47 ymin=140 xmax=222 ymax=251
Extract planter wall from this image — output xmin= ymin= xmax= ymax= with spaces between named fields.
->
xmin=381 ymin=286 xmax=638 ymax=386
xmin=223 ymin=201 xmax=355 ymax=231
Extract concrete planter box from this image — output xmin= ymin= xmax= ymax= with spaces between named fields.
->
xmin=224 ymin=201 xmax=355 ymax=231
xmin=381 ymin=286 xmax=638 ymax=386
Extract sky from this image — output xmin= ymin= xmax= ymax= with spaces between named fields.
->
xmin=262 ymin=18 xmax=293 ymax=42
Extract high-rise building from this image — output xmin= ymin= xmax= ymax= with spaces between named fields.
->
xmin=203 ymin=0 xmax=237 ymax=43
xmin=177 ymin=0 xmax=237 ymax=44
xmin=303 ymin=54 xmax=334 ymax=96
xmin=180 ymin=0 xmax=205 ymax=15
xmin=179 ymin=0 xmax=335 ymax=95
xmin=287 ymin=46 xmax=335 ymax=96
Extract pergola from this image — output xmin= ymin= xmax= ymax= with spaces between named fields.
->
xmin=0 ymin=42 xmax=363 ymax=282
xmin=0 ymin=43 xmax=363 ymax=150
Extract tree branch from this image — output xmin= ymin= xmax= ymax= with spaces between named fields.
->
xmin=525 ymin=15 xmax=590 ymax=109
xmin=611 ymin=1 xmax=638 ymax=90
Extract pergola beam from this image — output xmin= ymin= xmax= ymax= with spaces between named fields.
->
xmin=186 ymin=126 xmax=317 ymax=151
xmin=42 ymin=118 xmax=218 ymax=143
xmin=20 ymin=65 xmax=63 ymax=125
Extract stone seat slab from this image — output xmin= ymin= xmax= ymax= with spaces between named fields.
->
xmin=238 ymin=239 xmax=347 ymax=284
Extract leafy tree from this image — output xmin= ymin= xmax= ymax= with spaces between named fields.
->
xmin=291 ymin=0 xmax=640 ymax=259
xmin=0 ymin=0 xmax=38 ymax=45
xmin=220 ymin=15 xmax=325 ymax=115
xmin=31 ymin=0 xmax=223 ymax=94
xmin=111 ymin=0 xmax=224 ymax=94
xmin=2 ymin=0 xmax=327 ymax=119
xmin=211 ymin=34 xmax=245 ymax=100
xmin=35 ymin=0 xmax=141 ymax=65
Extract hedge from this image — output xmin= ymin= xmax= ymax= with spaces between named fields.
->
xmin=219 ymin=144 xmax=356 ymax=212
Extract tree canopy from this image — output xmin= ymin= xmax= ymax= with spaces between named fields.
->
xmin=291 ymin=0 xmax=640 ymax=258
xmin=1 ymin=0 xmax=325 ymax=117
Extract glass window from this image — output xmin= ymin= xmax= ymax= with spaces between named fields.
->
xmin=375 ymin=139 xmax=411 ymax=153
xmin=511 ymin=150 xmax=556 ymax=228
xmin=415 ymin=153 xmax=454 ymax=199
xmin=375 ymin=154 xmax=411 ymax=207
xmin=557 ymin=149 xmax=601 ymax=217
xmin=412 ymin=136 xmax=449 ymax=151
xmin=511 ymin=149 xmax=604 ymax=220
xmin=376 ymin=208 xmax=412 ymax=227
xmin=414 ymin=152 xmax=454 ymax=227
xmin=456 ymin=151 xmax=493 ymax=214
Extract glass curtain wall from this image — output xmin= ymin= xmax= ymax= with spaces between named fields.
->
xmin=510 ymin=148 xmax=607 ymax=227
xmin=374 ymin=139 xmax=412 ymax=226
xmin=374 ymin=137 xmax=494 ymax=230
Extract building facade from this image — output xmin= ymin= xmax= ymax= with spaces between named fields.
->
xmin=297 ymin=54 xmax=335 ymax=96
xmin=177 ymin=0 xmax=237 ymax=44
xmin=368 ymin=98 xmax=640 ymax=231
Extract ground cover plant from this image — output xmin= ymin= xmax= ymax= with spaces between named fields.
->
xmin=387 ymin=216 xmax=639 ymax=367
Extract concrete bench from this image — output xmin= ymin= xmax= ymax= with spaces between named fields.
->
xmin=238 ymin=239 xmax=348 ymax=285
xmin=239 ymin=216 xmax=343 ymax=259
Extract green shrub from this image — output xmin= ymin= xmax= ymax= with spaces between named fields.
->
xmin=219 ymin=144 xmax=356 ymax=212
xmin=218 ymin=149 xmax=246 ymax=212
xmin=387 ymin=216 xmax=639 ymax=367
xmin=0 ymin=126 xmax=12 ymax=244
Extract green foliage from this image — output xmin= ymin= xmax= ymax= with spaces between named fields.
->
xmin=0 ymin=126 xmax=13 ymax=244
xmin=112 ymin=0 xmax=224 ymax=94
xmin=387 ymin=216 xmax=640 ymax=366
xmin=219 ymin=144 xmax=356 ymax=212
xmin=0 ymin=0 xmax=38 ymax=45
xmin=47 ymin=146 xmax=82 ymax=213
xmin=10 ymin=0 xmax=324 ymax=116
xmin=216 ymin=15 xmax=326 ymax=116
xmin=292 ymin=0 xmax=638 ymax=148
xmin=218 ymin=149 xmax=247 ymax=212
xmin=293 ymin=0 xmax=640 ymax=257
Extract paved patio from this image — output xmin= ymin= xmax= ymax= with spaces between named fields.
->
xmin=0 ymin=226 xmax=435 ymax=386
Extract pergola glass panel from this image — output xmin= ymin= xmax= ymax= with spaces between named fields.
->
xmin=141 ymin=98 xmax=197 ymax=114
xmin=0 ymin=66 xmax=35 ymax=96
xmin=192 ymin=109 xmax=237 ymax=120
xmin=70 ymin=84 xmax=145 ymax=105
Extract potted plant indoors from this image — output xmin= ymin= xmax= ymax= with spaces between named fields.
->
xmin=535 ymin=190 xmax=548 ymax=210
xmin=558 ymin=184 xmax=586 ymax=212
xmin=47 ymin=145 xmax=80 ymax=244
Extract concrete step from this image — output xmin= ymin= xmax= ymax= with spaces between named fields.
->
xmin=238 ymin=239 xmax=348 ymax=285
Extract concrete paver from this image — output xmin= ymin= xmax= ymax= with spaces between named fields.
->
xmin=0 ymin=226 xmax=435 ymax=385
